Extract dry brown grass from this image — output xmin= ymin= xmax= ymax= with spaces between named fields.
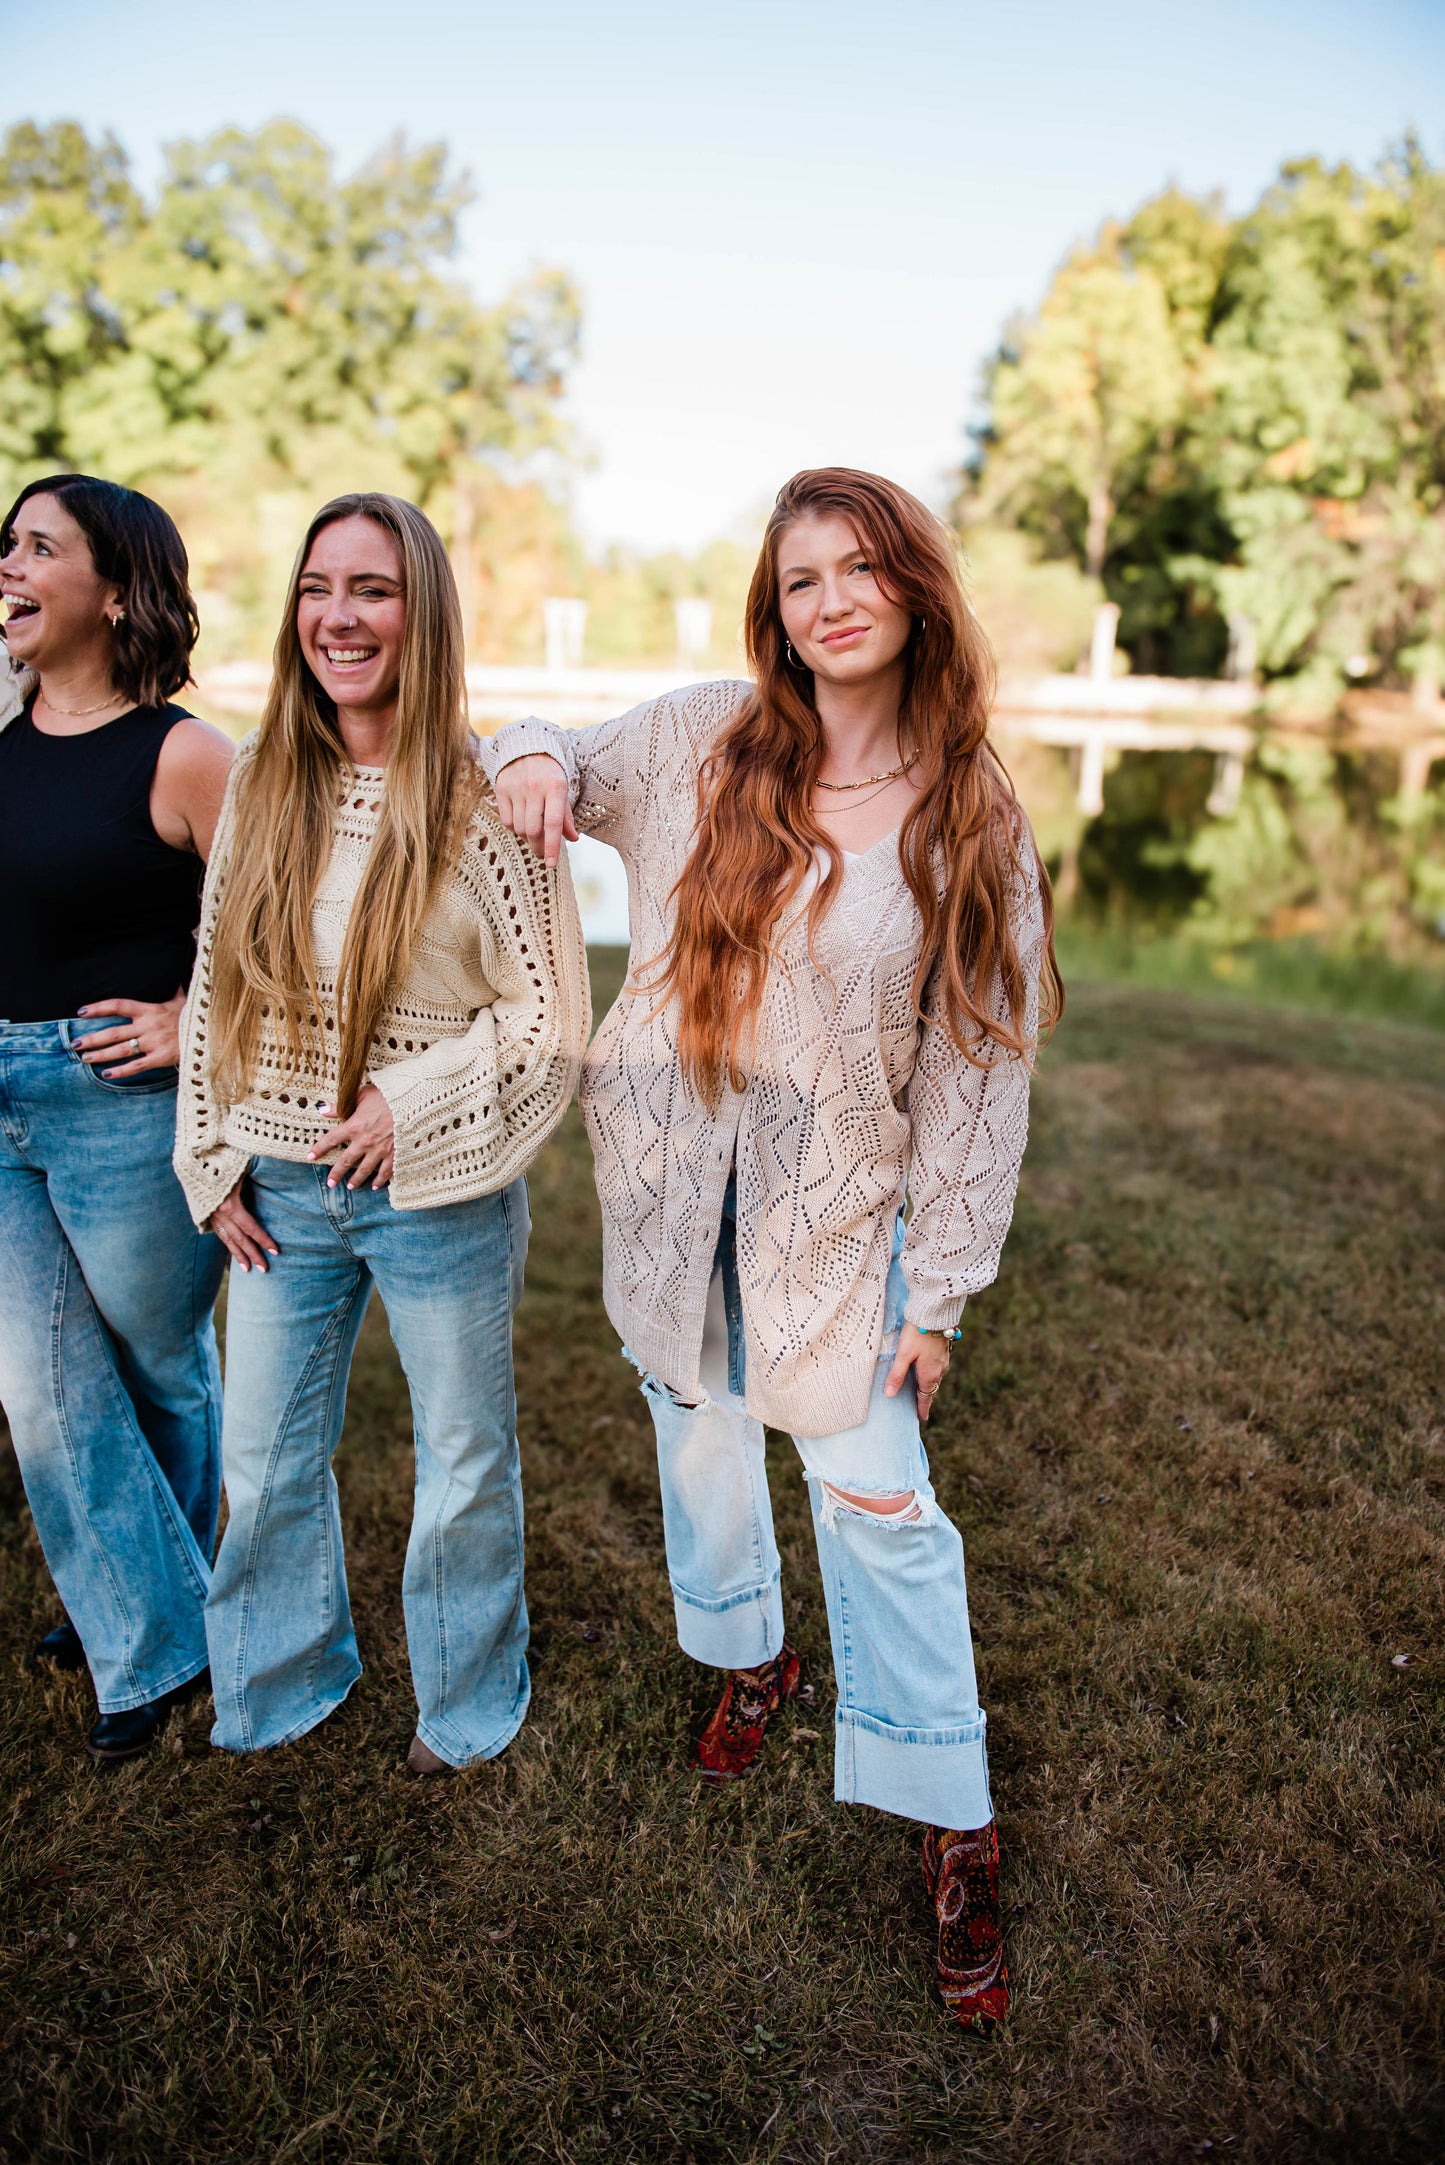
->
xmin=1 ymin=959 xmax=1442 ymax=2163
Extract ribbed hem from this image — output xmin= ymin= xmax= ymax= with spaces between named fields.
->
xmin=670 ymin=1572 xmax=784 ymax=1669
xmin=834 ymin=1707 xmax=992 ymax=1829
xmin=903 ymin=1292 xmax=972 ymax=1334
xmin=477 ymin=716 xmax=577 ymax=792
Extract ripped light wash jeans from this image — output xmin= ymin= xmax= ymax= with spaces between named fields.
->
xmin=638 ymin=1208 xmax=991 ymax=1830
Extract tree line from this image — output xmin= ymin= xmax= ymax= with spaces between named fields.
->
xmin=2 ymin=117 xmax=1441 ymax=961
xmin=962 ymin=139 xmax=1445 ymax=704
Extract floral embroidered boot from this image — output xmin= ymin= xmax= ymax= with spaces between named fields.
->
xmin=921 ymin=1820 xmax=1010 ymax=2030
xmin=693 ymin=1641 xmax=801 ymax=1784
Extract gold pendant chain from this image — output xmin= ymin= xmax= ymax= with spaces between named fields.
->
xmin=38 ymin=686 xmax=128 ymax=719
xmin=814 ymin=757 xmax=915 ymax=794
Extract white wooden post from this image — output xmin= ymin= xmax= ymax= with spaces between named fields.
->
xmin=1076 ymin=732 xmax=1107 ymax=816
xmin=1226 ymin=613 xmax=1258 ymax=683
xmin=674 ymin=598 xmax=712 ymax=670
xmin=543 ymin=598 xmax=588 ymax=672
xmin=1206 ymin=750 xmax=1246 ymax=816
xmin=1089 ymin=603 xmax=1120 ymax=684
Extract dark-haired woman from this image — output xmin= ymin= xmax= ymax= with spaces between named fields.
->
xmin=0 ymin=475 xmax=234 ymax=1761
xmin=489 ymin=468 xmax=1061 ymax=2028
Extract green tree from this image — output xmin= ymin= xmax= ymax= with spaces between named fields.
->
xmin=964 ymin=143 xmax=1445 ymax=701
xmin=0 ymin=118 xmax=580 ymax=656
xmin=969 ymin=230 xmax=1190 ymax=580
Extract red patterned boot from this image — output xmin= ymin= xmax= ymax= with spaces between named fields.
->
xmin=921 ymin=1820 xmax=1010 ymax=2030
xmin=693 ymin=1642 xmax=801 ymax=1784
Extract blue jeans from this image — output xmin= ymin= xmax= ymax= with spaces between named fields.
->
xmin=640 ymin=1209 xmax=991 ymax=1830
xmin=209 ymin=1157 xmax=532 ymax=1765
xmin=0 ymin=1018 xmax=224 ymax=1712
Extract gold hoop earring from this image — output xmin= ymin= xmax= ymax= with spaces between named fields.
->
xmin=786 ymin=639 xmax=807 ymax=669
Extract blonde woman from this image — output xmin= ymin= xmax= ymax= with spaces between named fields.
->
xmin=489 ymin=469 xmax=1060 ymax=2026
xmin=175 ymin=493 xmax=588 ymax=1772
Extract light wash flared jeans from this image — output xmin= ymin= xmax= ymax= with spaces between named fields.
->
xmin=0 ymin=1018 xmax=224 ymax=1711
xmin=640 ymin=1205 xmax=991 ymax=1831
xmin=208 ymin=1157 xmax=531 ymax=1766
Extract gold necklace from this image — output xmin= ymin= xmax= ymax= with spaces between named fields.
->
xmin=816 ymin=774 xmax=895 ymax=811
xmin=39 ymin=685 xmax=127 ymax=718
xmin=815 ymin=757 xmax=913 ymax=793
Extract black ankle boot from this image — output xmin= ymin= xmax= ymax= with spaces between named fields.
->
xmin=86 ymin=1670 xmax=209 ymax=1764
xmin=33 ymin=1620 xmax=87 ymax=1673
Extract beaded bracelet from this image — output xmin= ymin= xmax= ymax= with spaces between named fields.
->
xmin=917 ymin=1324 xmax=964 ymax=1342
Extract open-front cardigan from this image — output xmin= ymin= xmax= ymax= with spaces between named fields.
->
xmin=481 ymin=680 xmax=1047 ymax=1437
xmin=175 ymin=739 xmax=589 ymax=1226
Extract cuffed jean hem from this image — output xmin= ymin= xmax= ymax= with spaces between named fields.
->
xmin=670 ymin=1571 xmax=784 ymax=1669
xmin=414 ymin=1687 xmax=530 ymax=1770
xmin=95 ymin=1651 xmax=212 ymax=1718
xmin=834 ymin=1708 xmax=993 ymax=1830
xmin=209 ymin=1661 xmax=363 ymax=1755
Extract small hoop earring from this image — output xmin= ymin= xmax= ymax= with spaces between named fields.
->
xmin=917 ymin=616 xmax=926 ymax=632
xmin=109 ymin=610 xmax=126 ymax=626
xmin=785 ymin=639 xmax=806 ymax=669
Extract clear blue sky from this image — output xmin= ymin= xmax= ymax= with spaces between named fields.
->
xmin=8 ymin=0 xmax=1444 ymax=551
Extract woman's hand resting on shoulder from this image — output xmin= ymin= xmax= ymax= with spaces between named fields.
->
xmin=308 ymin=1082 xmax=395 ymax=1191
xmin=493 ymin=753 xmax=577 ymax=868
xmin=884 ymin=1322 xmax=952 ymax=1424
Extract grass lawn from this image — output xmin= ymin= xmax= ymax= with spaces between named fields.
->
xmin=2 ymin=953 xmax=1442 ymax=2163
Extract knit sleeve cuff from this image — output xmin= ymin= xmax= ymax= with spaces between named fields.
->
xmin=477 ymin=717 xmax=578 ymax=795
xmin=173 ymin=1140 xmax=251 ymax=1230
xmin=903 ymin=1294 xmax=968 ymax=1334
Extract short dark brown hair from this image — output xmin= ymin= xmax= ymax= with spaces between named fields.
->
xmin=1 ymin=474 xmax=198 ymax=708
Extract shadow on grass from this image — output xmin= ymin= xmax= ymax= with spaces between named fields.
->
xmin=0 ymin=952 xmax=1441 ymax=2162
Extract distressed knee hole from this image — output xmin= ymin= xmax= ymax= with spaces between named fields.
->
xmin=818 ymin=1481 xmax=923 ymax=1528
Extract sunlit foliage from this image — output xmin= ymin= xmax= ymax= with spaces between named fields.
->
xmin=966 ymin=141 xmax=1445 ymax=701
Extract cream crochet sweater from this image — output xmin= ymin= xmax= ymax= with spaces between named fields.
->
xmin=174 ymin=741 xmax=589 ymax=1227
xmin=481 ymin=681 xmax=1047 ymax=1437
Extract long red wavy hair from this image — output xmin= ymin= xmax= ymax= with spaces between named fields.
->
xmin=649 ymin=467 xmax=1062 ymax=1104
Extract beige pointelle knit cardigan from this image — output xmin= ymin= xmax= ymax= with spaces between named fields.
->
xmin=174 ymin=739 xmax=590 ymax=1227
xmin=480 ymin=680 xmax=1047 ymax=1437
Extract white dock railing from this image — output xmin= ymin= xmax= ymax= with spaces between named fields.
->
xmin=194 ymin=660 xmax=1261 ymax=819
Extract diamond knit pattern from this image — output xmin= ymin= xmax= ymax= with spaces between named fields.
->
xmin=174 ymin=740 xmax=590 ymax=1226
xmin=482 ymin=682 xmax=1045 ymax=1437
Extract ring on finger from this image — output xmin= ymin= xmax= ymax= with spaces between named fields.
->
xmin=128 ymin=1037 xmax=141 ymax=1056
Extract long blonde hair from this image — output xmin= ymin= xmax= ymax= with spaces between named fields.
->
xmin=207 ymin=493 xmax=478 ymax=1115
xmin=651 ymin=467 xmax=1063 ymax=1105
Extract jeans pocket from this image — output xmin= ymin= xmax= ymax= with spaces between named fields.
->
xmin=62 ymin=1023 xmax=178 ymax=1097
xmin=74 ymin=1057 xmax=179 ymax=1097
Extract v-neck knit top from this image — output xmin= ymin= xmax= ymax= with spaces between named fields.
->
xmin=480 ymin=679 xmax=1047 ymax=1437
xmin=173 ymin=737 xmax=589 ymax=1225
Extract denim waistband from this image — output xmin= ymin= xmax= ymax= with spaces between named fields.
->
xmin=0 ymin=1016 xmax=110 ymax=1049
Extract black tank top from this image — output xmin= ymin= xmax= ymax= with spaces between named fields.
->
xmin=0 ymin=698 xmax=205 ymax=1022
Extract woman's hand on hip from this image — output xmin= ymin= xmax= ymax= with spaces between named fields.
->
xmin=309 ymin=1083 xmax=396 ymax=1191
xmin=212 ymin=1178 xmax=279 ymax=1273
xmin=493 ymin=753 xmax=577 ymax=868
xmin=884 ymin=1321 xmax=952 ymax=1424
xmin=76 ymin=989 xmax=186 ymax=1076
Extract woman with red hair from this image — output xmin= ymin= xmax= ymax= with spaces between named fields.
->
xmin=487 ymin=469 xmax=1061 ymax=2028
